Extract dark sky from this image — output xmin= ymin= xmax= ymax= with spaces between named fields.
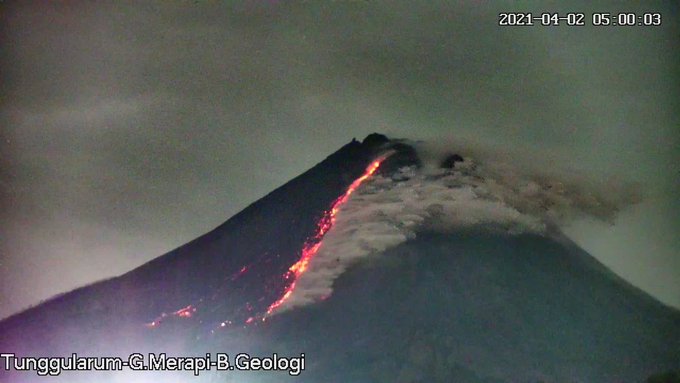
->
xmin=1 ymin=1 xmax=678 ymax=319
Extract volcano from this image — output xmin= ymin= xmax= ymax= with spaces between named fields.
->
xmin=1 ymin=134 xmax=678 ymax=383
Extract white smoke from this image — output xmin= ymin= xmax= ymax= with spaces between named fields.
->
xmin=274 ymin=148 xmax=639 ymax=313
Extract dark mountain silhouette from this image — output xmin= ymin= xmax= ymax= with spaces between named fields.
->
xmin=0 ymin=134 xmax=678 ymax=383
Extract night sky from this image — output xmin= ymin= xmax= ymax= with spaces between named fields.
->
xmin=1 ymin=1 xmax=678 ymax=320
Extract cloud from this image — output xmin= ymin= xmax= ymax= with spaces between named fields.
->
xmin=7 ymin=94 xmax=170 ymax=128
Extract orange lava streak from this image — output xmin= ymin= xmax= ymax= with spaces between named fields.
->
xmin=175 ymin=305 xmax=195 ymax=318
xmin=265 ymin=155 xmax=389 ymax=317
xmin=145 ymin=304 xmax=196 ymax=328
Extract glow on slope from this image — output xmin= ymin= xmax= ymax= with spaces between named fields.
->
xmin=146 ymin=154 xmax=391 ymax=329
xmin=145 ymin=305 xmax=196 ymax=328
xmin=264 ymin=155 xmax=390 ymax=317
xmin=145 ymin=264 xmax=251 ymax=328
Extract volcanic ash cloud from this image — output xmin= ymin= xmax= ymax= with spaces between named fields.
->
xmin=274 ymin=154 xmax=637 ymax=313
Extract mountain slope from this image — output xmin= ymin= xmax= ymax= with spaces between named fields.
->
xmin=0 ymin=134 xmax=677 ymax=383
xmin=0 ymin=134 xmax=397 ymax=352
xmin=247 ymin=231 xmax=679 ymax=382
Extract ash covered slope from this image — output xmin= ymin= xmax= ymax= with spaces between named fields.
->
xmin=252 ymin=231 xmax=679 ymax=382
xmin=0 ymin=133 xmax=404 ymax=356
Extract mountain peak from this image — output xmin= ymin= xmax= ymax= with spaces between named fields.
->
xmin=361 ymin=132 xmax=390 ymax=148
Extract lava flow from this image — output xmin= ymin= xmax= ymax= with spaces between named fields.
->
xmin=264 ymin=153 xmax=391 ymax=318
xmin=145 ymin=304 xmax=196 ymax=328
xmin=146 ymin=153 xmax=391 ymax=330
xmin=145 ymin=263 xmax=252 ymax=329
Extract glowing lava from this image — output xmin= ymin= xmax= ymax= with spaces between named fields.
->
xmin=265 ymin=154 xmax=390 ymax=317
xmin=145 ymin=305 xmax=196 ymax=328
xmin=146 ymin=152 xmax=391 ymax=331
xmin=175 ymin=305 xmax=195 ymax=318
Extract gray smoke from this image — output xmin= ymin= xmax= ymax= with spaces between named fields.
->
xmin=276 ymin=149 xmax=638 ymax=313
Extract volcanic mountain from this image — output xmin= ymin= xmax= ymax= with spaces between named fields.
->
xmin=1 ymin=134 xmax=678 ymax=383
